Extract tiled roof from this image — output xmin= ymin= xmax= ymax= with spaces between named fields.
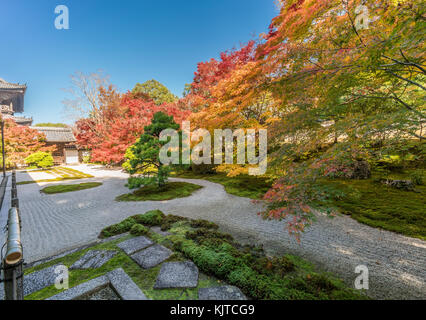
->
xmin=31 ymin=127 xmax=76 ymax=143
xmin=0 ymin=78 xmax=27 ymax=90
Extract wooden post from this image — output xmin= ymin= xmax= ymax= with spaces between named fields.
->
xmin=3 ymin=261 xmax=24 ymax=300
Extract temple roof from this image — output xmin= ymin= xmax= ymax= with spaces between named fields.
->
xmin=31 ymin=127 xmax=76 ymax=143
xmin=0 ymin=78 xmax=27 ymax=90
xmin=0 ymin=78 xmax=27 ymax=113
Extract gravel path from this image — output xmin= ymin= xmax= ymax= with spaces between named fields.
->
xmin=4 ymin=165 xmax=425 ymax=299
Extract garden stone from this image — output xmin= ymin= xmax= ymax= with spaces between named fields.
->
xmin=131 ymin=244 xmax=172 ymax=269
xmin=70 ymin=250 xmax=117 ymax=270
xmin=198 ymin=286 xmax=246 ymax=300
xmin=0 ymin=264 xmax=62 ymax=299
xmin=24 ymin=264 xmax=64 ymax=296
xmin=154 ymin=261 xmax=199 ymax=289
xmin=116 ymin=236 xmax=153 ymax=255
xmin=47 ymin=275 xmax=109 ymax=300
xmin=107 ymin=268 xmax=149 ymax=300
xmin=380 ymin=179 xmax=415 ymax=191
xmin=47 ymin=268 xmax=149 ymax=300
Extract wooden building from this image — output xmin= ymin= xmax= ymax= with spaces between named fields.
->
xmin=31 ymin=127 xmax=81 ymax=165
xmin=0 ymin=78 xmax=33 ymax=125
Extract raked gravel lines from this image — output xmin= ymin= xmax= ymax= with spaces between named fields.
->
xmin=5 ymin=165 xmax=426 ymax=299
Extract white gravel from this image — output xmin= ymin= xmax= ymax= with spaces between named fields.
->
xmin=3 ymin=164 xmax=425 ymax=299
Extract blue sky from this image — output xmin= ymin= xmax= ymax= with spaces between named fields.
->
xmin=0 ymin=0 xmax=277 ymax=124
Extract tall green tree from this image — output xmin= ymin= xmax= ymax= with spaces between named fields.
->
xmin=132 ymin=79 xmax=178 ymax=105
xmin=125 ymin=112 xmax=180 ymax=188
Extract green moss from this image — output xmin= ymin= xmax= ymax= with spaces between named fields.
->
xmin=100 ymin=217 xmax=137 ymax=238
xmin=25 ymin=234 xmax=221 ymax=301
xmin=116 ymin=181 xmax=203 ymax=201
xmin=82 ymin=212 xmax=367 ymax=300
xmin=133 ymin=210 xmax=165 ymax=226
xmin=189 ymin=219 xmax=219 ymax=230
xmin=327 ymin=174 xmax=426 ymax=240
xmin=185 ymin=228 xmax=234 ymax=246
xmin=130 ymin=224 xmax=150 ymax=236
xmin=165 ymin=219 xmax=365 ymax=300
xmin=41 ymin=182 xmax=102 ymax=194
xmin=160 ymin=214 xmax=187 ymax=231
xmin=172 ymin=172 xmax=273 ymax=199
xmin=99 ymin=210 xmax=167 ymax=238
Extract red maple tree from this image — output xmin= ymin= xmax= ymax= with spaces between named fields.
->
xmin=75 ymin=89 xmax=190 ymax=164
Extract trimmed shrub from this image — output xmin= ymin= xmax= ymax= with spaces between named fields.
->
xmin=25 ymin=152 xmax=54 ymax=168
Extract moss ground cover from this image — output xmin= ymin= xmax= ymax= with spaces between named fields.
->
xmin=115 ymin=181 xmax=202 ymax=201
xmin=175 ymin=168 xmax=425 ymax=239
xmin=172 ymin=171 xmax=273 ymax=199
xmin=327 ymin=176 xmax=426 ymax=240
xmin=99 ymin=210 xmax=367 ymax=300
xmin=41 ymin=182 xmax=102 ymax=194
xmin=24 ymin=233 xmax=221 ymax=300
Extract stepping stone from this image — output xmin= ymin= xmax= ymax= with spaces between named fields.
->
xmin=24 ymin=264 xmax=63 ymax=296
xmin=116 ymin=236 xmax=153 ymax=255
xmin=47 ymin=268 xmax=149 ymax=300
xmin=151 ymin=226 xmax=172 ymax=236
xmin=70 ymin=250 xmax=117 ymax=270
xmin=0 ymin=264 xmax=62 ymax=299
xmin=107 ymin=268 xmax=149 ymax=300
xmin=154 ymin=261 xmax=199 ymax=289
xmin=198 ymin=286 xmax=247 ymax=300
xmin=131 ymin=244 xmax=172 ymax=269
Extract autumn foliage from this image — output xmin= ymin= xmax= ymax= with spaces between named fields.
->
xmin=75 ymin=87 xmax=190 ymax=164
xmin=2 ymin=119 xmax=55 ymax=168
xmin=73 ymin=0 xmax=425 ymax=234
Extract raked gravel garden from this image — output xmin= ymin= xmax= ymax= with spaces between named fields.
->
xmin=1 ymin=164 xmax=425 ymax=300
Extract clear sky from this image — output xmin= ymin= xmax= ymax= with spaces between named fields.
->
xmin=1 ymin=0 xmax=277 ymax=125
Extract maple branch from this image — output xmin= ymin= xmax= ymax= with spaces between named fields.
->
xmin=342 ymin=0 xmax=366 ymax=47
xmin=382 ymin=54 xmax=426 ymax=75
xmin=384 ymin=70 xmax=426 ymax=91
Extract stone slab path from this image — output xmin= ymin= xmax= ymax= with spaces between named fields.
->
xmin=117 ymin=236 xmax=153 ymax=255
xmin=70 ymin=250 xmax=117 ymax=270
xmin=131 ymin=244 xmax=173 ymax=269
xmin=5 ymin=165 xmax=426 ymax=299
xmin=154 ymin=261 xmax=199 ymax=289
xmin=47 ymin=268 xmax=148 ymax=300
xmin=198 ymin=286 xmax=246 ymax=300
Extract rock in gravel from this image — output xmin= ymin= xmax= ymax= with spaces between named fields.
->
xmin=70 ymin=250 xmax=117 ymax=270
xmin=131 ymin=244 xmax=172 ymax=269
xmin=154 ymin=261 xmax=199 ymax=289
xmin=198 ymin=286 xmax=246 ymax=300
xmin=116 ymin=236 xmax=153 ymax=255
